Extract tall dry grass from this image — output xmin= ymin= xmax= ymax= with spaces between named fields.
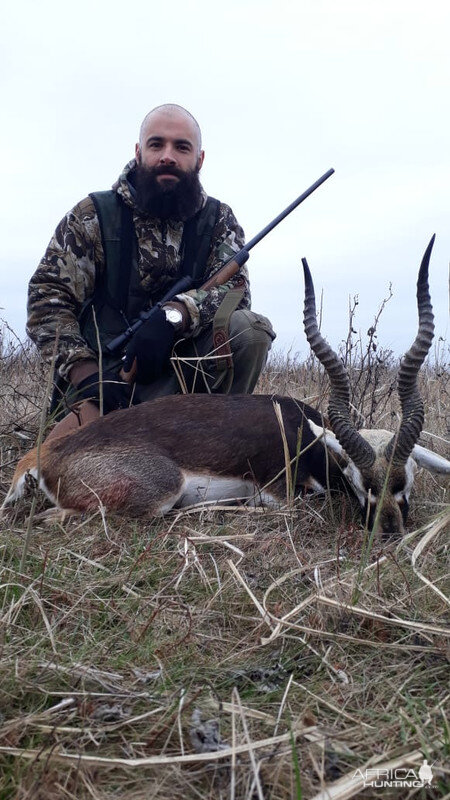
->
xmin=0 ymin=314 xmax=449 ymax=799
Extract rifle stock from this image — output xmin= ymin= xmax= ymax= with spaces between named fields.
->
xmin=200 ymin=249 xmax=250 ymax=292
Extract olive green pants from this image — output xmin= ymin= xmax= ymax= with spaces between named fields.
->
xmin=135 ymin=309 xmax=276 ymax=401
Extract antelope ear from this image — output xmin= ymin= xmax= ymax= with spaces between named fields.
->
xmin=411 ymin=444 xmax=450 ymax=474
xmin=307 ymin=419 xmax=345 ymax=456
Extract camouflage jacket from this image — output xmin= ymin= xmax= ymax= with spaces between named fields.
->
xmin=27 ymin=159 xmax=251 ymax=378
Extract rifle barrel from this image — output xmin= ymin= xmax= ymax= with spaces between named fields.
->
xmin=245 ymin=168 xmax=335 ymax=253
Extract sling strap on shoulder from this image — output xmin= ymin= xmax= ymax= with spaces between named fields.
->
xmin=181 ymin=197 xmax=221 ymax=285
xmin=89 ymin=191 xmax=135 ymax=313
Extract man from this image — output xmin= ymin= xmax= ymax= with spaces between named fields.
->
xmin=27 ymin=104 xmax=275 ymax=437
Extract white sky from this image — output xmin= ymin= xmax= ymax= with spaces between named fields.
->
xmin=1 ymin=0 xmax=449 ymax=362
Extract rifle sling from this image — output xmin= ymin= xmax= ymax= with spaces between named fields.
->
xmin=211 ymin=285 xmax=245 ymax=392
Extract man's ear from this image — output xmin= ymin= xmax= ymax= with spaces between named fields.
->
xmin=135 ymin=142 xmax=141 ymax=163
xmin=197 ymin=150 xmax=205 ymax=171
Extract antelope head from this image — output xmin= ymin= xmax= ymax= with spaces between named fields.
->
xmin=302 ymin=236 xmax=448 ymax=536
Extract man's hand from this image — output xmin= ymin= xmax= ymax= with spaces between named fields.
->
xmin=75 ymin=370 xmax=134 ymax=414
xmin=122 ymin=307 xmax=176 ymax=384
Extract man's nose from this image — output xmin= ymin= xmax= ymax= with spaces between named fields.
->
xmin=159 ymin=145 xmax=176 ymax=164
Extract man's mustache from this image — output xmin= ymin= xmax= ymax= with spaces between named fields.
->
xmin=152 ymin=165 xmax=185 ymax=179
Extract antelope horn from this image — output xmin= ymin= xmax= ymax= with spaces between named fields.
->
xmin=385 ymin=235 xmax=435 ymax=464
xmin=302 ymin=258 xmax=375 ymax=469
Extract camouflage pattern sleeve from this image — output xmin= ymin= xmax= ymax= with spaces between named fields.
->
xmin=174 ymin=203 xmax=251 ymax=335
xmin=26 ymin=198 xmax=104 ymax=379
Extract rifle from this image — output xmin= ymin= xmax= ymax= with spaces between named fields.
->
xmin=107 ymin=167 xmax=335 ymax=356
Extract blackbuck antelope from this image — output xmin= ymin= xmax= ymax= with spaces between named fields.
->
xmin=2 ymin=237 xmax=449 ymax=533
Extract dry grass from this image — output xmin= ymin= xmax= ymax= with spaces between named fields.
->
xmin=0 ymin=320 xmax=449 ymax=799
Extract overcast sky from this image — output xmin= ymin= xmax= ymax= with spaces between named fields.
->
xmin=1 ymin=0 xmax=449 ymax=364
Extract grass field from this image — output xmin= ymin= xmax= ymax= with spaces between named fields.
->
xmin=0 ymin=326 xmax=449 ymax=799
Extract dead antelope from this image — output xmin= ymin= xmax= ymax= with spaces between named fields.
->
xmin=2 ymin=237 xmax=449 ymax=533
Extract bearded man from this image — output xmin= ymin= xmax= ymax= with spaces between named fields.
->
xmin=27 ymin=104 xmax=275 ymax=437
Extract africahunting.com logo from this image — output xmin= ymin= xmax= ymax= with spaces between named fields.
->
xmin=353 ymin=758 xmax=434 ymax=789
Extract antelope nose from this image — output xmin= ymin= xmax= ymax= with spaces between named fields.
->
xmin=381 ymin=513 xmax=403 ymax=537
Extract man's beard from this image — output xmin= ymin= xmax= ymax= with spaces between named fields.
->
xmin=133 ymin=163 xmax=203 ymax=220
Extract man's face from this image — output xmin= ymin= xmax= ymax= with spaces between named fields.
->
xmin=135 ymin=109 xmax=204 ymax=186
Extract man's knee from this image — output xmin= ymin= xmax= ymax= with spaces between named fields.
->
xmin=220 ymin=310 xmax=275 ymax=393
xmin=228 ymin=310 xmax=276 ymax=354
